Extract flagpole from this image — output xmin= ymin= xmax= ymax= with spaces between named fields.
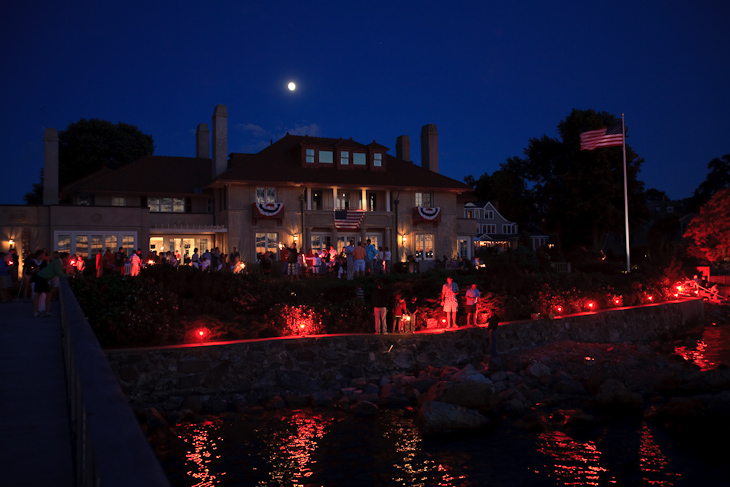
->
xmin=621 ymin=113 xmax=630 ymax=273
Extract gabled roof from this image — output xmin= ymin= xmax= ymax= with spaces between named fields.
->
xmin=61 ymin=156 xmax=213 ymax=196
xmin=212 ymin=134 xmax=470 ymax=192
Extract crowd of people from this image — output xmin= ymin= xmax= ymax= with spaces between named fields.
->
xmin=369 ymin=276 xmax=499 ymax=344
xmin=275 ymin=239 xmax=393 ymax=280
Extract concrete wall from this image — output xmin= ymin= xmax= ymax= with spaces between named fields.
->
xmin=105 ymin=298 xmax=704 ymax=412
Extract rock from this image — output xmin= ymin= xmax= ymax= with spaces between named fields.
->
xmin=525 ymin=362 xmax=551 ymax=378
xmin=312 ymin=391 xmax=333 ymax=407
xmin=146 ymin=407 xmax=168 ymax=429
xmin=352 ymin=400 xmax=379 ymax=416
xmin=417 ymin=400 xmax=489 ymax=437
xmin=205 ymin=396 xmax=228 ymax=414
xmin=423 ymin=380 xmax=497 ymax=410
xmin=452 ymin=364 xmax=491 ymax=383
xmin=266 ymin=395 xmax=286 ymax=409
xmin=182 ymin=395 xmax=203 ymax=413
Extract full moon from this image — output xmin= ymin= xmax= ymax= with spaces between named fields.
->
xmin=288 ymin=82 xmax=296 ymax=91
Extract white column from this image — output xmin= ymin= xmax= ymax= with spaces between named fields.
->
xmin=386 ymin=190 xmax=391 ymax=212
xmin=361 ymin=189 xmax=366 ymax=211
xmin=332 ymin=187 xmax=338 ymax=210
xmin=306 ymin=187 xmax=312 ymax=210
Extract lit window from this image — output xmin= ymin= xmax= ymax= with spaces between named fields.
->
xmin=112 ymin=196 xmax=126 ymax=206
xmin=415 ymin=234 xmax=434 ymax=261
xmin=319 ymin=150 xmax=333 ymax=163
xmin=486 ymin=210 xmax=494 ymax=219
xmin=255 ymin=233 xmax=279 ymax=259
xmin=415 ymin=192 xmax=433 ymax=208
xmin=306 ymin=149 xmax=315 ymax=163
xmin=340 ymin=151 xmax=349 ymax=165
xmin=353 ymin=153 xmax=366 ymax=165
xmin=148 ymin=197 xmax=185 ymax=212
xmin=256 ymin=187 xmax=276 ymax=204
xmin=373 ymin=153 xmax=382 ymax=167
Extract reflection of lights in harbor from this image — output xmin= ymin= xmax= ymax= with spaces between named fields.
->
xmin=260 ymin=410 xmax=332 ymax=485
xmin=638 ymin=422 xmax=681 ymax=485
xmin=537 ymin=430 xmax=612 ymax=486
xmin=178 ymin=419 xmax=223 ymax=487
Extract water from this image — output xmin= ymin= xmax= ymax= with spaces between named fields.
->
xmin=151 ymin=324 xmax=730 ymax=487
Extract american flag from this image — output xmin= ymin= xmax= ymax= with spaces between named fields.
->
xmin=580 ymin=123 xmax=624 ymax=150
xmin=334 ymin=209 xmax=365 ymax=230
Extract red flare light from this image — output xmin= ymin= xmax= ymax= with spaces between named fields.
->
xmin=648 ymin=296 xmax=653 ymax=302
xmin=556 ymin=306 xmax=563 ymax=313
xmin=587 ymin=302 xmax=595 ymax=310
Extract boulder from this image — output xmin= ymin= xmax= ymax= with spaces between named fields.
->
xmin=352 ymin=400 xmax=379 ymax=416
xmin=417 ymin=400 xmax=489 ymax=437
xmin=423 ymin=380 xmax=497 ymax=410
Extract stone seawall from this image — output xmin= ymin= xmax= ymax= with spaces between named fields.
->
xmin=105 ymin=299 xmax=704 ymax=412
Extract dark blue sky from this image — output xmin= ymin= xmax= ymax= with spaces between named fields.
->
xmin=2 ymin=1 xmax=728 ymax=204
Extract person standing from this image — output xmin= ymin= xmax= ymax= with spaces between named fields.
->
xmin=344 ymin=240 xmax=355 ymax=280
xmin=465 ymin=283 xmax=481 ymax=326
xmin=440 ymin=276 xmax=459 ymax=328
xmin=114 ymin=247 xmax=126 ymax=274
xmin=365 ymin=239 xmax=377 ymax=274
xmin=393 ymin=294 xmax=407 ymax=333
xmin=130 ymin=249 xmax=141 ymax=276
xmin=32 ymin=253 xmax=70 ymax=317
xmin=487 ymin=312 xmax=500 ymax=356
xmin=353 ymin=241 xmax=367 ymax=278
xmin=371 ymin=281 xmax=389 ymax=334
xmin=384 ymin=247 xmax=392 ymax=274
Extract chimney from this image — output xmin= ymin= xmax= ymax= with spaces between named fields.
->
xmin=420 ymin=124 xmax=438 ymax=173
xmin=43 ymin=128 xmax=59 ymax=205
xmin=396 ymin=135 xmax=411 ymax=161
xmin=212 ymin=104 xmax=228 ymax=178
xmin=196 ymin=123 xmax=210 ymax=159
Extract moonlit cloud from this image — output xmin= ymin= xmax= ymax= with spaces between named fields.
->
xmin=286 ymin=123 xmax=322 ymax=137
xmin=236 ymin=123 xmax=267 ymax=138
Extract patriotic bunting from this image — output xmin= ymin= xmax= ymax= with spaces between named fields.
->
xmin=253 ymin=202 xmax=284 ymax=218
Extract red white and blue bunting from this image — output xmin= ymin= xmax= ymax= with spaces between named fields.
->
xmin=253 ymin=202 xmax=284 ymax=218
xmin=415 ymin=206 xmax=441 ymax=221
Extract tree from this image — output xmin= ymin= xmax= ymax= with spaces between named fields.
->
xmin=684 ymin=186 xmax=730 ymax=268
xmin=23 ymin=169 xmax=44 ymax=204
xmin=465 ymin=164 xmax=532 ymax=227
xmin=689 ymin=154 xmax=730 ymax=211
xmin=496 ymin=109 xmax=647 ymax=251
xmin=25 ymin=118 xmax=155 ymax=203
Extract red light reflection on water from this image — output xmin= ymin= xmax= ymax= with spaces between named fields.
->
xmin=384 ymin=423 xmax=470 ymax=486
xmin=259 ymin=410 xmax=332 ymax=486
xmin=536 ymin=430 xmax=614 ymax=486
xmin=639 ymin=423 xmax=681 ymax=486
xmin=178 ymin=419 xmax=224 ymax=487
xmin=674 ymin=325 xmax=730 ymax=371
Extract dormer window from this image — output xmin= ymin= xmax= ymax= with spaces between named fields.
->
xmin=353 ymin=152 xmax=366 ymax=165
xmin=373 ymin=153 xmax=382 ymax=167
xmin=319 ymin=150 xmax=333 ymax=164
xmin=340 ymin=151 xmax=349 ymax=165
xmin=306 ymin=149 xmax=315 ymax=163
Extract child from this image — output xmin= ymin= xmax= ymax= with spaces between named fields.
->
xmin=394 ymin=294 xmax=407 ymax=333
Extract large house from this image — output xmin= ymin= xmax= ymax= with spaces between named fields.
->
xmin=1 ymin=105 xmax=477 ymax=267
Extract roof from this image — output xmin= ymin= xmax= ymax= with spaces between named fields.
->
xmin=212 ymin=134 xmax=471 ymax=192
xmin=61 ymin=156 xmax=213 ymax=196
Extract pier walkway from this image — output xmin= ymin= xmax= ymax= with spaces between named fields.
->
xmin=0 ymin=299 xmax=74 ymax=487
